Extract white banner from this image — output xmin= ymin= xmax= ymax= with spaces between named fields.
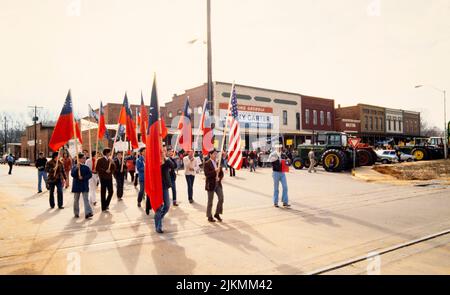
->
xmin=219 ymin=109 xmax=273 ymax=126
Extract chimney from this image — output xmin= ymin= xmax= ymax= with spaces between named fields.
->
xmin=338 ymin=104 xmax=341 ymax=109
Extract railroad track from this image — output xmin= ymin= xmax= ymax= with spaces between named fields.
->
xmin=308 ymin=229 xmax=450 ymax=275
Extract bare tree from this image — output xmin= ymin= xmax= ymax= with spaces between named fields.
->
xmin=0 ymin=111 xmax=27 ymax=153
xmin=27 ymin=109 xmax=56 ymax=125
xmin=420 ymin=120 xmax=443 ymax=137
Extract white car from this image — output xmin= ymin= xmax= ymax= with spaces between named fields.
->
xmin=376 ymin=150 xmax=415 ymax=164
xmin=15 ymin=158 xmax=31 ymax=166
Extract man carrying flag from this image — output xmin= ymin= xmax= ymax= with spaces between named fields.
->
xmin=47 ymin=90 xmax=82 ymax=209
xmin=86 ymin=102 xmax=109 ymax=206
xmin=145 ymin=75 xmax=175 ymax=234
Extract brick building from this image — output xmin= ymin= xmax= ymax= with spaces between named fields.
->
xmin=403 ymin=111 xmax=421 ymax=137
xmin=300 ymin=95 xmax=335 ymax=142
xmin=336 ymin=104 xmax=421 ymax=144
xmin=385 ymin=108 xmax=404 ymax=135
xmin=20 ymin=123 xmax=55 ymax=162
xmin=161 ymin=82 xmax=305 ymax=149
xmin=80 ymin=102 xmax=148 ymax=152
xmin=335 ymin=104 xmax=386 ymax=144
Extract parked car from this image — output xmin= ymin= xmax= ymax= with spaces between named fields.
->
xmin=376 ymin=150 xmax=415 ymax=164
xmin=15 ymin=158 xmax=31 ymax=166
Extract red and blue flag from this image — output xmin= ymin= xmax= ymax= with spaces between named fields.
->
xmin=145 ymin=76 xmax=164 ymax=212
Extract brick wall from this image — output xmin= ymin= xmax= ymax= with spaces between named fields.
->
xmin=20 ymin=123 xmax=54 ymax=162
xmin=161 ymin=84 xmax=208 ymax=128
xmin=403 ymin=111 xmax=421 ymax=136
xmin=335 ymin=106 xmax=361 ymax=133
xmin=301 ymin=95 xmax=335 ymax=131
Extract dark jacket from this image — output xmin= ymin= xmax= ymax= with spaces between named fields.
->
xmin=113 ymin=157 xmax=127 ymax=179
xmin=71 ymin=164 xmax=92 ymax=193
xmin=204 ymin=159 xmax=224 ymax=191
xmin=45 ymin=159 xmax=66 ymax=183
xmin=270 ymin=152 xmax=287 ymax=172
xmin=96 ymin=157 xmax=116 ymax=180
xmin=161 ymin=158 xmax=176 ymax=190
xmin=35 ymin=158 xmax=48 ymax=171
xmin=168 ymin=157 xmax=177 ymax=180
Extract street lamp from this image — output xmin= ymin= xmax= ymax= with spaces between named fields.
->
xmin=415 ymin=85 xmax=448 ymax=159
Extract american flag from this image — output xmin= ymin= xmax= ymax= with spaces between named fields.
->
xmin=226 ymin=86 xmax=243 ymax=169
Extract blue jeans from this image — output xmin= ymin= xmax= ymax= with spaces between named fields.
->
xmin=138 ymin=180 xmax=146 ymax=204
xmin=38 ymin=170 xmax=48 ymax=192
xmin=154 ymin=189 xmax=170 ymax=231
xmin=185 ymin=175 xmax=195 ymax=201
xmin=74 ymin=192 xmax=93 ymax=217
xmin=272 ymin=171 xmax=288 ymax=204
xmin=170 ymin=176 xmax=177 ymax=202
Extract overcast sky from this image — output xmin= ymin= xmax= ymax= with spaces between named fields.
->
xmin=0 ymin=0 xmax=449 ymax=128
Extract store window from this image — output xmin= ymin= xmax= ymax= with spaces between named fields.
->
xmin=283 ymin=110 xmax=288 ymax=125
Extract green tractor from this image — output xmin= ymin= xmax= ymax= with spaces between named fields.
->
xmin=398 ymin=137 xmax=449 ymax=161
xmin=292 ymin=132 xmax=374 ymax=172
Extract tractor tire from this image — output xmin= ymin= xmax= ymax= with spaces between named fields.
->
xmin=292 ymin=158 xmax=304 ymax=170
xmin=411 ymin=148 xmax=428 ymax=161
xmin=321 ymin=149 xmax=347 ymax=172
xmin=357 ymin=149 xmax=374 ymax=166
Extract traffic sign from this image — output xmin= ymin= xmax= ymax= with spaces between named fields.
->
xmin=349 ymin=138 xmax=361 ymax=148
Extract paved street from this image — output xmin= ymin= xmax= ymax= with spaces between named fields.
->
xmin=0 ymin=164 xmax=449 ymax=275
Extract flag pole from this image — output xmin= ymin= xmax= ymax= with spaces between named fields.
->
xmin=194 ymin=98 xmax=208 ymax=153
xmin=88 ymin=118 xmax=92 ymax=162
xmin=94 ymin=108 xmax=100 ymax=172
xmin=121 ymin=140 xmax=126 ymax=173
xmin=108 ymin=124 xmax=120 ymax=171
xmin=73 ymin=118 xmax=81 ymax=178
xmin=54 ymin=147 xmax=62 ymax=177
xmin=217 ymin=81 xmax=234 ymax=169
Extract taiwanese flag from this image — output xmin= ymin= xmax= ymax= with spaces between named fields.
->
xmin=145 ymin=76 xmax=163 ymax=212
xmin=177 ymin=97 xmax=192 ymax=151
xmin=139 ymin=91 xmax=148 ymax=143
xmin=75 ymin=120 xmax=83 ymax=144
xmin=118 ymin=93 xmax=139 ymax=149
xmin=49 ymin=90 xmax=80 ymax=151
xmin=98 ymin=101 xmax=109 ymax=139
xmin=160 ymin=117 xmax=168 ymax=140
xmin=89 ymin=102 xmax=109 ymax=140
xmin=199 ymin=99 xmax=213 ymax=156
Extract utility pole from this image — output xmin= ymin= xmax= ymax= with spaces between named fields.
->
xmin=28 ymin=106 xmax=43 ymax=162
xmin=3 ymin=116 xmax=6 ymax=155
xmin=207 ymin=0 xmax=213 ymax=116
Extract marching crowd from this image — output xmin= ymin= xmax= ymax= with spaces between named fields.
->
xmin=9 ymin=145 xmax=292 ymax=234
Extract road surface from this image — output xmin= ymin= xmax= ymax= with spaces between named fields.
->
xmin=0 ymin=164 xmax=449 ymax=274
